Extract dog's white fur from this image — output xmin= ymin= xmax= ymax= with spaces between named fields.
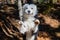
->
xmin=19 ymin=4 xmax=39 ymax=40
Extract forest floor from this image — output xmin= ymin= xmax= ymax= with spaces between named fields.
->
xmin=0 ymin=4 xmax=60 ymax=40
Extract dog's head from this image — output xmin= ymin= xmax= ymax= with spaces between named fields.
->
xmin=23 ymin=4 xmax=37 ymax=16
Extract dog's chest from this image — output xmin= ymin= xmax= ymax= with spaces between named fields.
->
xmin=24 ymin=20 xmax=35 ymax=30
xmin=23 ymin=18 xmax=35 ymax=37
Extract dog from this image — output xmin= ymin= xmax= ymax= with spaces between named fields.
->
xmin=19 ymin=4 xmax=40 ymax=40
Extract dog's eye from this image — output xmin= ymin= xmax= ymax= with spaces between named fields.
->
xmin=26 ymin=7 xmax=28 ymax=9
xmin=31 ymin=8 xmax=33 ymax=9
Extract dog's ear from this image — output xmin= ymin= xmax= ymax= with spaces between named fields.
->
xmin=31 ymin=4 xmax=37 ymax=16
xmin=19 ymin=4 xmax=29 ymax=20
xmin=23 ymin=4 xmax=29 ymax=9
xmin=22 ymin=4 xmax=29 ymax=14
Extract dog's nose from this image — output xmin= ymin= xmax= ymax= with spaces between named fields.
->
xmin=28 ymin=10 xmax=30 ymax=13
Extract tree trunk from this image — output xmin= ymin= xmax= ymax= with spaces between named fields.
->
xmin=18 ymin=0 xmax=23 ymax=21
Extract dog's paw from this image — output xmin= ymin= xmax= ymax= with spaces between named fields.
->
xmin=19 ymin=21 xmax=23 ymax=25
xmin=34 ymin=19 xmax=40 ymax=25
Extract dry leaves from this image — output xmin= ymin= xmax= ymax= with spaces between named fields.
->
xmin=38 ymin=14 xmax=60 ymax=28
xmin=37 ymin=32 xmax=51 ymax=40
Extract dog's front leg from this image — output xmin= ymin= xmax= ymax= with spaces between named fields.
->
xmin=31 ymin=19 xmax=40 ymax=40
xmin=31 ymin=26 xmax=38 ymax=40
xmin=19 ymin=21 xmax=27 ymax=34
xmin=30 ymin=35 xmax=36 ymax=40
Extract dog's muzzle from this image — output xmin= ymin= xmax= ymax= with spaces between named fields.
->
xmin=28 ymin=10 xmax=30 ymax=13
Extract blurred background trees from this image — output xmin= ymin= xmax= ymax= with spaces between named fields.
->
xmin=0 ymin=0 xmax=60 ymax=5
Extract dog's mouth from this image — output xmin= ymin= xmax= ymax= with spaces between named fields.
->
xmin=24 ymin=12 xmax=33 ymax=15
xmin=27 ymin=13 xmax=33 ymax=15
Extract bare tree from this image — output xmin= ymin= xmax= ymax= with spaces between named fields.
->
xmin=18 ymin=0 xmax=23 ymax=21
